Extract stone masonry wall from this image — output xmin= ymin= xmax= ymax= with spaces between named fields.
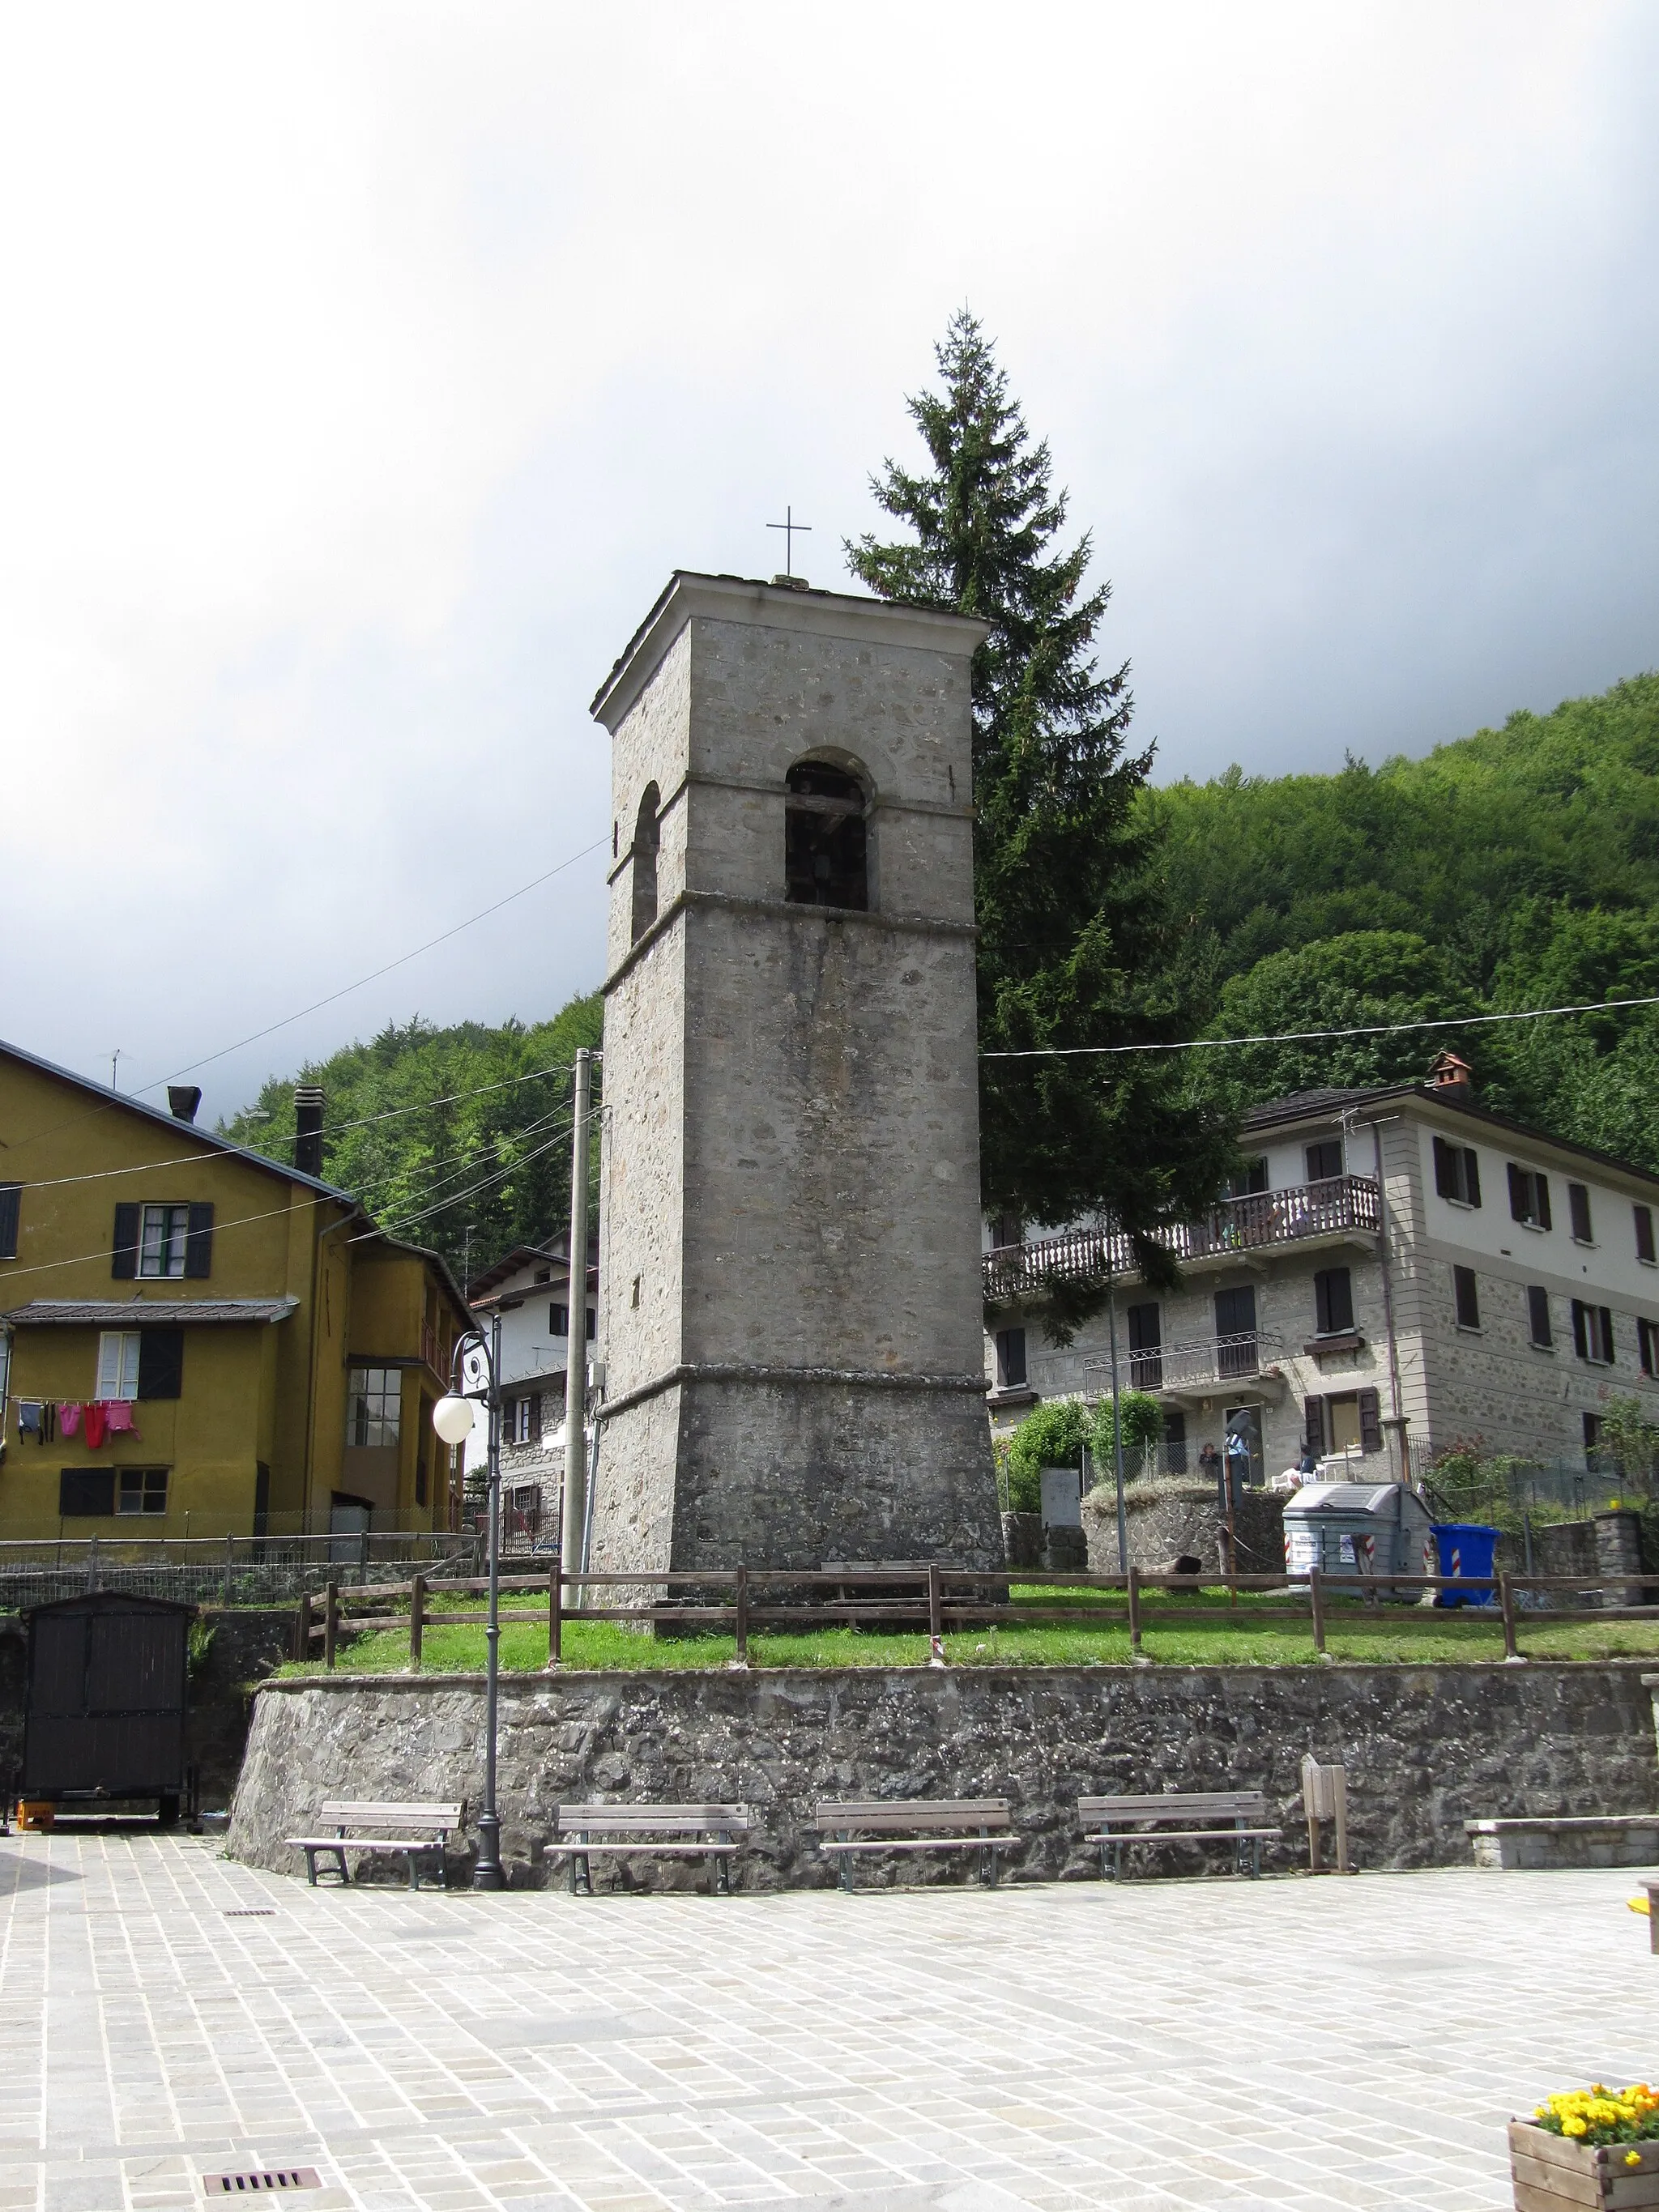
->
xmin=1081 ymin=1481 xmax=1287 ymax=1577
xmin=228 ymin=1660 xmax=1659 ymax=1889
xmin=594 ymin=585 xmax=1000 ymax=1581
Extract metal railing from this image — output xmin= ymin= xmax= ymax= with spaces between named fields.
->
xmin=1102 ymin=1332 xmax=1282 ymax=1394
xmin=984 ymin=1174 xmax=1380 ymax=1301
xmin=296 ymin=1560 xmax=1659 ymax=1671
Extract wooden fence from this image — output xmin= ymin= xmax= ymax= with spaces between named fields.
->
xmin=295 ymin=1563 xmax=1659 ymax=1671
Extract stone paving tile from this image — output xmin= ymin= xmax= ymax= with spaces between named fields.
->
xmin=2 ymin=1836 xmax=1655 ymax=2206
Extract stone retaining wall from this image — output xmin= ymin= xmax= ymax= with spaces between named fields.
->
xmin=228 ymin=1660 xmax=1659 ymax=1889
xmin=1082 ymin=1480 xmax=1287 ymax=1575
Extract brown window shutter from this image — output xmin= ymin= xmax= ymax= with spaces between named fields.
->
xmin=183 ymin=1203 xmax=215 ymax=1278
xmin=1358 ymin=1387 xmax=1383 ymax=1455
xmin=529 ymin=1393 xmax=542 ymax=1443
xmin=1535 ymin=1174 xmax=1551 ymax=1231
xmin=0 ymin=1183 xmax=19 ymax=1259
xmin=112 ymin=1203 xmax=140 ymax=1280
xmin=1507 ymin=1164 xmax=1528 ymax=1221
xmin=1463 ymin=1149 xmax=1482 ymax=1208
xmin=1303 ymin=1396 xmax=1326 ymax=1454
xmin=1432 ymin=1137 xmax=1455 ymax=1200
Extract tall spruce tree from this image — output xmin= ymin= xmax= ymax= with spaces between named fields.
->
xmin=847 ymin=312 xmax=1235 ymax=1324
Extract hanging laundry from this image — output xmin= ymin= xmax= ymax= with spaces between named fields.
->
xmin=58 ymin=1403 xmax=82 ymax=1438
xmin=16 ymin=1402 xmax=41 ymax=1438
xmin=82 ymin=1403 xmax=109 ymax=1449
xmin=103 ymin=1401 xmax=138 ymax=1437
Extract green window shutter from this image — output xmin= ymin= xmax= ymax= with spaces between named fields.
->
xmin=137 ymin=1328 xmax=184 ymax=1400
xmin=183 ymin=1203 xmax=215 ymax=1279
xmin=112 ymin=1203 xmax=140 ymax=1280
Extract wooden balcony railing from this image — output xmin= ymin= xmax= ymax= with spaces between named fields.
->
xmin=983 ymin=1174 xmax=1381 ymax=1303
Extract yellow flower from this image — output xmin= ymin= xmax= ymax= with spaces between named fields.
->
xmin=1627 ymin=2153 xmax=1643 ymax=2169
xmin=1564 ymin=2118 xmax=1588 ymax=2137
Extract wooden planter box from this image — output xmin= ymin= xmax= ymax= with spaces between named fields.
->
xmin=1511 ymin=2121 xmax=1659 ymax=2208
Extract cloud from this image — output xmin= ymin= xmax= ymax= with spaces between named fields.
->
xmin=4 ymin=2 xmax=1655 ymax=1120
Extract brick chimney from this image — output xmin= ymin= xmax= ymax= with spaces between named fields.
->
xmin=293 ymin=1085 xmax=326 ymax=1178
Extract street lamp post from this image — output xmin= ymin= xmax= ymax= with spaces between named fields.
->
xmin=433 ymin=1307 xmax=505 ymax=1891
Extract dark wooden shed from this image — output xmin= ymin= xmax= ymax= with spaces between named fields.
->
xmin=22 ymin=1591 xmax=193 ymax=1822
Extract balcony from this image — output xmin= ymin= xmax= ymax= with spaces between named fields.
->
xmin=1085 ymin=1332 xmax=1287 ymax=1401
xmin=984 ymin=1174 xmax=1380 ymax=1303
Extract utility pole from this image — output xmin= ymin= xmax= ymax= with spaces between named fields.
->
xmin=1106 ymin=1264 xmax=1129 ymax=1574
xmin=560 ymin=1049 xmax=592 ymax=1599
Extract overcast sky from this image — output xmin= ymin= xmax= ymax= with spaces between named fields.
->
xmin=6 ymin=2 xmax=1657 ymax=1126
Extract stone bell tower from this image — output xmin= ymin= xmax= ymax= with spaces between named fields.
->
xmin=589 ymin=572 xmax=1004 ymax=1575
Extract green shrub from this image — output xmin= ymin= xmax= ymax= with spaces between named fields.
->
xmin=1006 ymin=1400 xmax=1090 ymax=1515
xmin=1090 ymin=1391 xmax=1164 ymax=1466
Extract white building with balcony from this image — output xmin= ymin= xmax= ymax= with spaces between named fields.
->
xmin=984 ymin=1057 xmax=1659 ymax=1483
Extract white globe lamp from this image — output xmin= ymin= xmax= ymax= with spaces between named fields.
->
xmin=432 ymin=1394 xmax=475 ymax=1446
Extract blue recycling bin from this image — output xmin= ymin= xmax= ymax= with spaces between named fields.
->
xmin=1431 ymin=1522 xmax=1500 ymax=1607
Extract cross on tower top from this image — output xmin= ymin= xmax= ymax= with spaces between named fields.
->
xmin=766 ymin=505 xmax=812 ymax=580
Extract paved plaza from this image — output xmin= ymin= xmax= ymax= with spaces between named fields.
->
xmin=1 ymin=1836 xmax=1654 ymax=2211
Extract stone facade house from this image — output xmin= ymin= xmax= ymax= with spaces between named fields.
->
xmin=985 ymin=1059 xmax=1659 ymax=1486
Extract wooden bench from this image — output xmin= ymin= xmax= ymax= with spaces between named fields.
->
xmin=1081 ymin=1791 xmax=1281 ymax=1881
xmin=285 ymin=1801 xmax=464 ymax=1890
xmin=816 ymin=1798 xmax=1019 ymax=1890
xmin=547 ymin=1803 xmax=751 ymax=1894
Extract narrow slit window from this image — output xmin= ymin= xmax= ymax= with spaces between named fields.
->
xmin=784 ymin=761 xmax=868 ymax=910
xmin=630 ymin=784 xmax=660 ymax=944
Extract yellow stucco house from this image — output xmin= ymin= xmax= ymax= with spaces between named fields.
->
xmin=0 ymin=1039 xmax=471 ymax=1538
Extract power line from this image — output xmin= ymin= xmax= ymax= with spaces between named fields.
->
xmin=146 ymin=837 xmax=608 ymax=1090
xmin=2 ymin=833 xmax=607 ymax=1159
xmin=11 ymin=1058 xmax=589 ymax=1195
xmin=249 ymin=1055 xmax=585 ymax=1145
xmin=366 ymin=1123 xmax=579 ymax=1237
xmin=0 ymin=1111 xmax=585 ymax=1289
xmin=978 ymin=991 xmax=1659 ymax=1059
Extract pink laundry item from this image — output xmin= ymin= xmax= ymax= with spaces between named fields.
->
xmin=83 ymin=1403 xmax=109 ymax=1449
xmin=103 ymin=1401 xmax=138 ymax=1436
xmin=58 ymin=1402 xmax=82 ymax=1437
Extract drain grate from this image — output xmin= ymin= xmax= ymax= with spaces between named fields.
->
xmin=222 ymin=1909 xmax=278 ymax=1918
xmin=202 ymin=2172 xmax=320 ymax=2194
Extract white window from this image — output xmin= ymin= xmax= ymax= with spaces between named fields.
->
xmin=138 ymin=1203 xmax=190 ymax=1279
xmin=96 ymin=1332 xmax=143 ymax=1401
xmin=347 ymin=1366 xmax=402 ymax=1447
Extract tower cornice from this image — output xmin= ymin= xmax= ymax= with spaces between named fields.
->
xmin=590 ymin=570 xmax=990 ymax=732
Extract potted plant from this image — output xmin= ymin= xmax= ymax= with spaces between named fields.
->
xmin=1510 ymin=2084 xmax=1659 ymax=2206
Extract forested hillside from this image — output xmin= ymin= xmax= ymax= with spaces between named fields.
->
xmin=220 ymin=675 xmax=1659 ymax=1283
xmin=1158 ymin=673 xmax=1659 ymax=1167
xmin=219 ymin=994 xmax=602 ymax=1289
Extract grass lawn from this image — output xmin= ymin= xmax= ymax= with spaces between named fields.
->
xmin=277 ymin=1584 xmax=1659 ymax=1675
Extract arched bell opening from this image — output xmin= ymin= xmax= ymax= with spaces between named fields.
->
xmin=783 ymin=759 xmax=868 ymax=911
